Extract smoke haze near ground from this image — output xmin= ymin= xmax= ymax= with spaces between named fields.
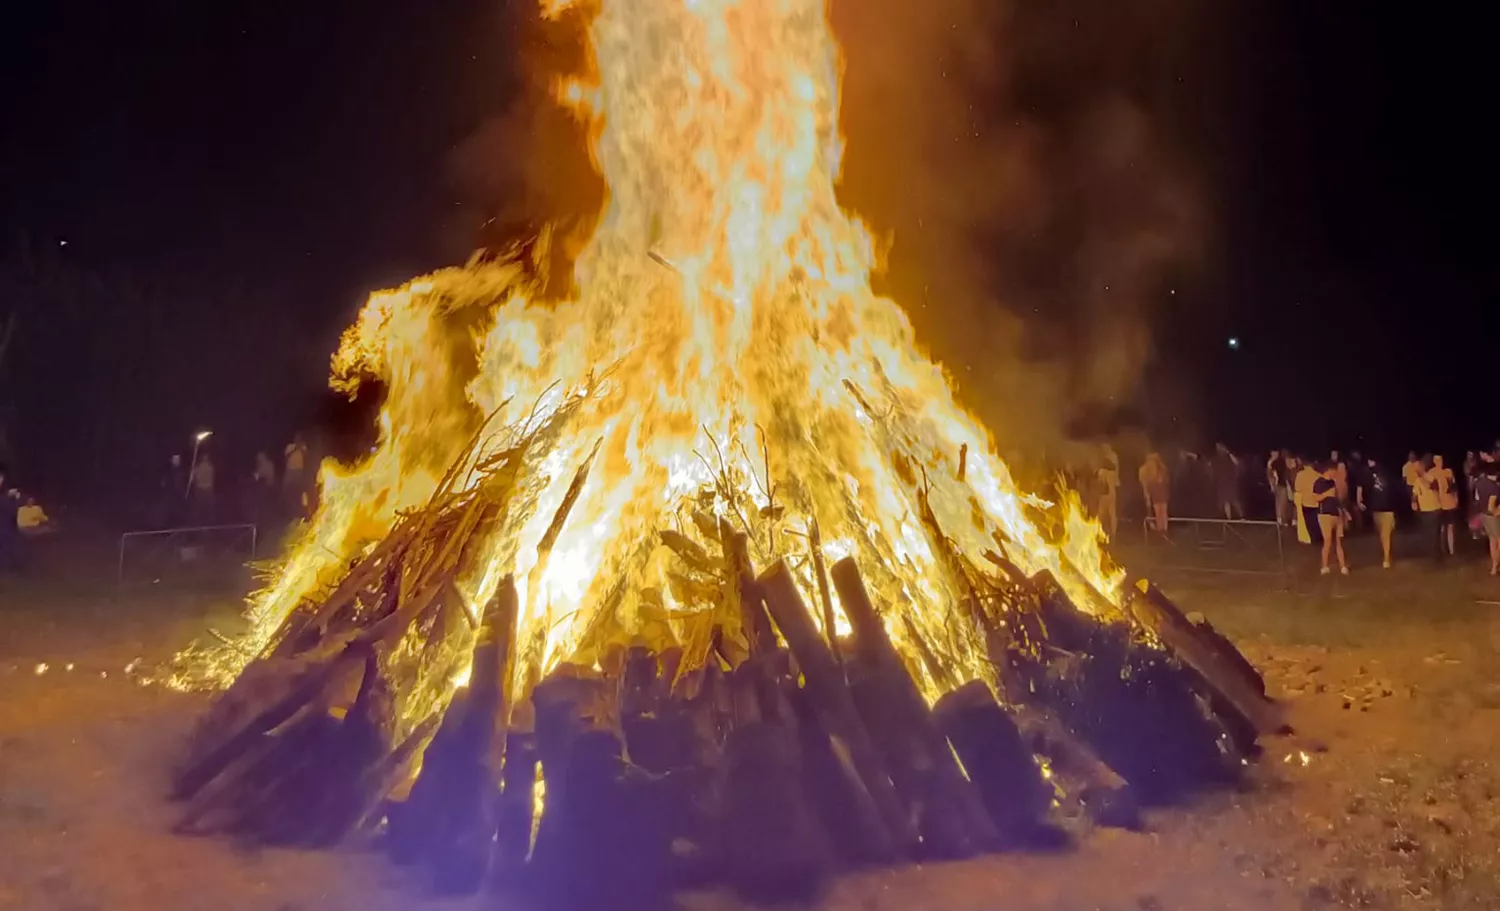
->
xmin=448 ymin=0 xmax=1213 ymax=455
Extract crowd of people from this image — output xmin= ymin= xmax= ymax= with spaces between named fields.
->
xmin=1100 ymin=444 xmax=1500 ymax=576
xmin=155 ymin=434 xmax=316 ymax=531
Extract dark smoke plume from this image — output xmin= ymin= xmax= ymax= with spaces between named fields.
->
xmin=831 ymin=0 xmax=1213 ymax=452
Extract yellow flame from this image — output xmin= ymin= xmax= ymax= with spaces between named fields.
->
xmin=180 ymin=0 xmax=1126 ymax=702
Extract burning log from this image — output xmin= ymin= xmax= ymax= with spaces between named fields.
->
xmin=833 ymin=558 xmax=998 ymax=856
xmin=932 ymin=682 xmax=1057 ymax=844
xmin=757 ymin=559 xmax=916 ymax=859
xmin=1014 ymin=705 xmax=1140 ymax=831
xmin=495 ymin=739 xmax=538 ymax=866
xmin=722 ymin=722 xmax=834 ymax=903
xmin=1015 ymin=573 xmax=1248 ymax=803
xmin=1125 ymin=577 xmax=1284 ymax=740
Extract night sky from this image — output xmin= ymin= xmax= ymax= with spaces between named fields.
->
xmin=1 ymin=1 xmax=1492 ymax=501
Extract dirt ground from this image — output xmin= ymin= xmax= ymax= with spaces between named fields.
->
xmin=4 ymin=529 xmax=1500 ymax=911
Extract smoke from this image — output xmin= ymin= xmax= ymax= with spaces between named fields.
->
xmin=447 ymin=0 xmax=1211 ymax=450
xmin=830 ymin=0 xmax=1211 ymax=452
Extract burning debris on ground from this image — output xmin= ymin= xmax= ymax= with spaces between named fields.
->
xmin=162 ymin=0 xmax=1284 ymax=906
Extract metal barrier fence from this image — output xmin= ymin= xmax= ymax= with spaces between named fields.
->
xmin=117 ymin=523 xmax=259 ymax=587
xmin=1136 ymin=516 xmax=1291 ymax=590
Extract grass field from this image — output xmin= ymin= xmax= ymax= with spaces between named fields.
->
xmin=3 ymin=524 xmax=1499 ymax=911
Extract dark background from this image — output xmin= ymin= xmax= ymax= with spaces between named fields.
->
xmin=0 ymin=0 xmax=1492 ymax=510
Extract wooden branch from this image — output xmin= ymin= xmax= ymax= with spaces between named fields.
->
xmin=723 ymin=527 xmax=776 ymax=657
xmin=807 ymin=521 xmax=843 ymax=668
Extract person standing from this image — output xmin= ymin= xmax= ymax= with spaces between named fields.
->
xmin=189 ymin=450 xmax=217 ymax=526
xmin=1431 ymin=454 xmax=1460 ymax=558
xmin=251 ymin=451 xmax=277 ymax=526
xmin=283 ymin=434 xmax=310 ymax=518
xmin=1313 ymin=461 xmax=1348 ymax=575
xmin=1096 ymin=452 xmax=1120 ymax=541
xmin=1347 ymin=451 xmax=1370 ymax=534
xmin=1411 ymin=455 xmax=1444 ymax=562
xmin=1402 ymin=451 xmax=1424 ymax=501
xmin=1212 ymin=443 xmax=1243 ymax=520
xmin=1362 ymin=456 xmax=1398 ymax=569
xmin=1139 ymin=452 xmax=1171 ymax=537
xmin=1330 ymin=450 xmax=1351 ymax=518
xmin=1474 ymin=452 xmax=1500 ymax=575
xmin=159 ymin=453 xmax=187 ymax=528
xmin=1267 ymin=449 xmax=1291 ymax=526
xmin=1294 ymin=456 xmax=1323 ymax=545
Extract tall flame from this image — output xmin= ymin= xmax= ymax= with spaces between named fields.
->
xmin=185 ymin=0 xmax=1123 ymax=701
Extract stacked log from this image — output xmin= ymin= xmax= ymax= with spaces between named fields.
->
xmin=171 ymin=422 xmax=1283 ymax=906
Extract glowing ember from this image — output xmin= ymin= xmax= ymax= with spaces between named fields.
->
xmin=174 ymin=0 xmax=1123 ymax=701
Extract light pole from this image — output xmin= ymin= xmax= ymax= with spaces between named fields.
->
xmin=186 ymin=430 xmax=212 ymax=498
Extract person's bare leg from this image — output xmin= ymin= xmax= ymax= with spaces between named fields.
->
xmin=1321 ymin=530 xmax=1333 ymax=571
xmin=1335 ymin=529 xmax=1348 ymax=571
xmin=1489 ymin=535 xmax=1499 ymax=573
xmin=1156 ymin=503 xmax=1170 ymax=538
xmin=1446 ymin=523 xmax=1456 ymax=555
xmin=1379 ymin=521 xmax=1393 ymax=566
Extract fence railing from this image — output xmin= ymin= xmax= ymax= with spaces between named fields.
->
xmin=1135 ymin=516 xmax=1291 ymax=590
xmin=117 ymin=523 xmax=259 ymax=587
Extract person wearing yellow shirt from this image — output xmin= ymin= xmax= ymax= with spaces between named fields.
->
xmin=1411 ymin=455 xmax=1444 ymax=562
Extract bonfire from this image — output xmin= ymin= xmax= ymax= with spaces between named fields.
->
xmin=170 ymin=0 xmax=1282 ymax=904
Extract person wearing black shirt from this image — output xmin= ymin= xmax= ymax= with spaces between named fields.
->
xmin=1475 ymin=453 xmax=1500 ymax=575
xmin=1362 ymin=457 xmax=1398 ymax=569
xmin=1313 ymin=461 xmax=1349 ymax=575
xmin=1347 ymin=451 xmax=1371 ymax=534
xmin=1267 ymin=449 xmax=1292 ymax=527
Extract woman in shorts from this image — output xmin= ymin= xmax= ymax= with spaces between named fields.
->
xmin=1313 ymin=461 xmax=1348 ymax=575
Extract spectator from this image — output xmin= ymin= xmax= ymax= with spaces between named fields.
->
xmin=1267 ymin=449 xmax=1291 ymax=527
xmin=1362 ymin=455 xmax=1398 ymax=569
xmin=1412 ymin=455 xmax=1444 ymax=562
xmin=283 ymin=434 xmax=311 ymax=518
xmin=1212 ymin=443 xmax=1243 ymax=520
xmin=1096 ymin=450 xmax=1120 ymax=540
xmin=159 ymin=453 xmax=187 ymax=528
xmin=190 ymin=451 xmax=217 ymax=525
xmin=1294 ymin=456 xmax=1323 ymax=545
xmin=1313 ymin=461 xmax=1348 ymax=575
xmin=1475 ymin=452 xmax=1500 ymax=575
xmin=251 ymin=450 xmax=278 ymax=526
xmin=1431 ymin=454 xmax=1460 ymax=558
xmin=1139 ymin=452 xmax=1170 ymax=536
xmin=1347 ymin=450 xmax=1370 ymax=534
xmin=1330 ymin=450 xmax=1350 ymax=517
xmin=1402 ymin=451 xmax=1424 ymax=500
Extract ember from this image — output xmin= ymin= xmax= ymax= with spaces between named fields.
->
xmin=169 ymin=0 xmax=1281 ymax=903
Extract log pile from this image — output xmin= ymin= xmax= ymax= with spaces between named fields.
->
xmin=171 ymin=408 xmax=1284 ymax=907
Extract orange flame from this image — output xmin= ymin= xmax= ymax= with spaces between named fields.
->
xmin=179 ymin=0 xmax=1124 ymax=701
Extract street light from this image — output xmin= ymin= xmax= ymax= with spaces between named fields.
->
xmin=186 ymin=429 xmax=213 ymax=497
